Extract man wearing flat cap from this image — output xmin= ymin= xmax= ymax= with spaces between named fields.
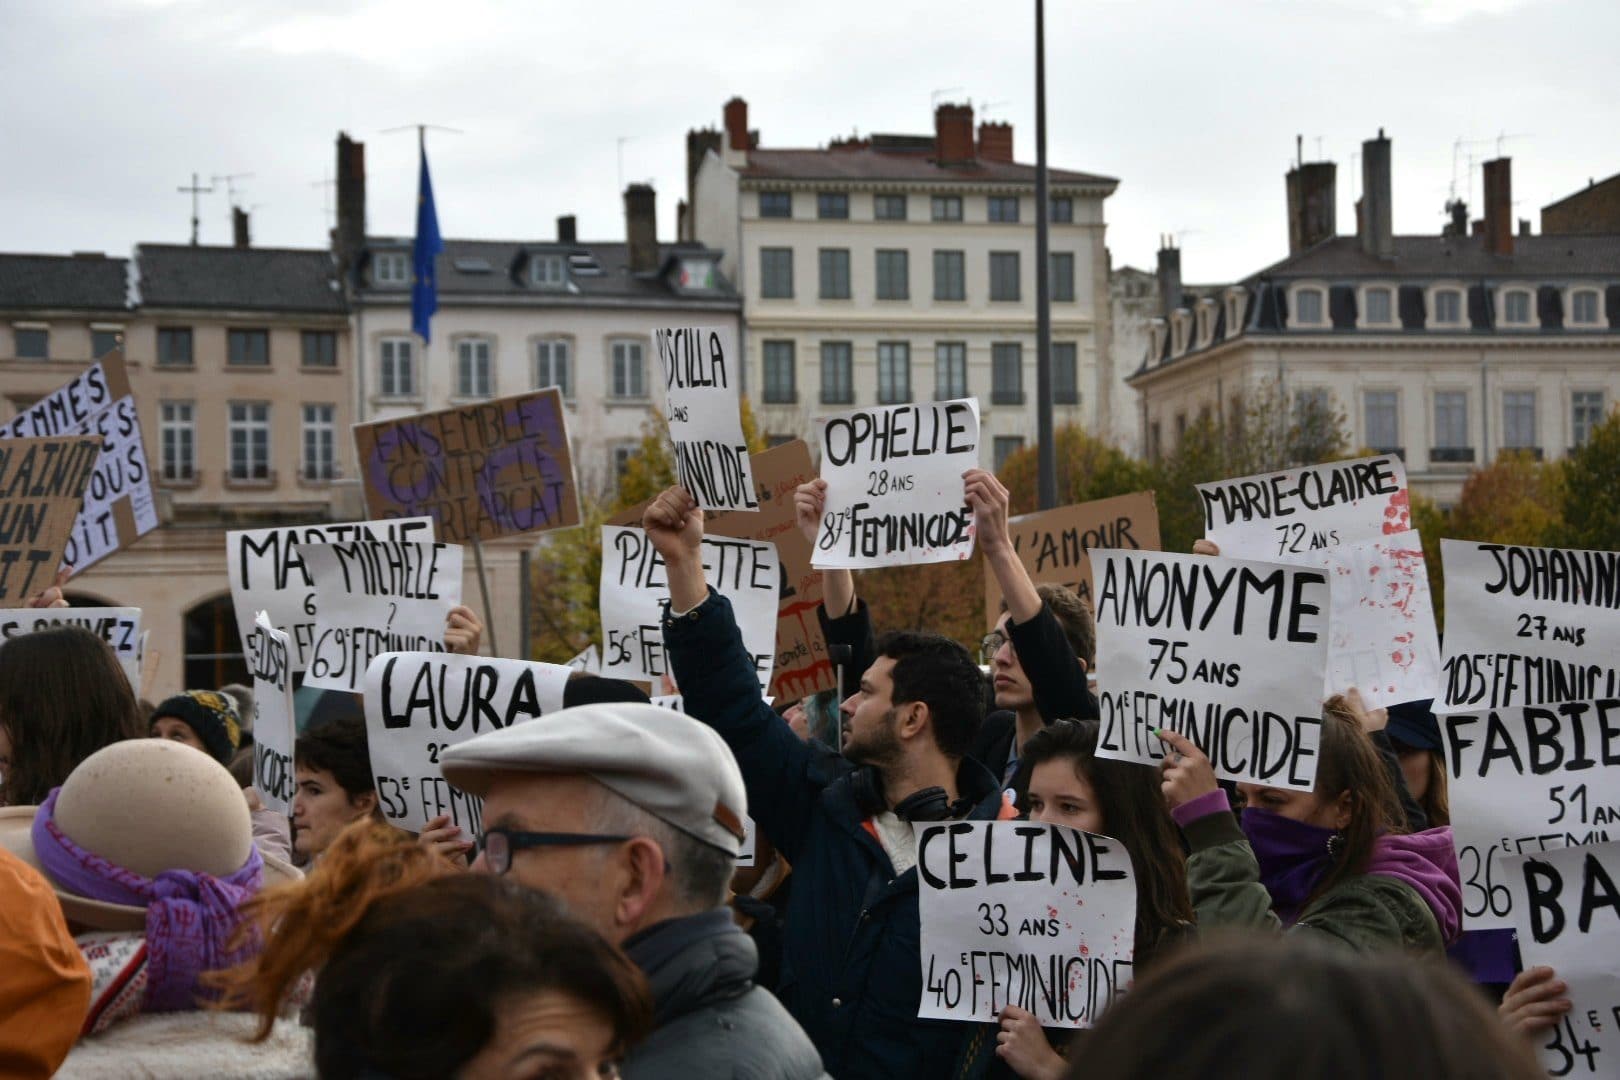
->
xmin=440 ymin=701 xmax=827 ymax=1080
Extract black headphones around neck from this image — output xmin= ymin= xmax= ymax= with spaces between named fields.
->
xmin=851 ymin=766 xmax=966 ymax=822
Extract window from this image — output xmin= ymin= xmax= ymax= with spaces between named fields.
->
xmin=159 ymin=402 xmax=195 ymax=482
xmin=931 ymin=195 xmax=963 ymax=222
xmin=228 ymin=329 xmax=269 ymax=367
xmin=993 ymin=436 xmax=1025 ymax=472
xmin=302 ymin=404 xmax=336 ymax=481
xmin=1573 ymin=391 xmax=1606 ymax=447
xmin=1433 ymin=391 xmax=1470 ymax=460
xmin=933 ymin=250 xmax=966 ymax=301
xmin=759 ymin=191 xmax=792 ymax=218
xmin=991 ymin=343 xmax=1023 ymax=404
xmin=1294 ymin=387 xmax=1330 ymax=424
xmin=1363 ymin=287 xmax=1394 ymax=325
xmin=763 ymin=341 xmax=796 ymax=404
xmin=934 ymin=343 xmax=967 ymax=400
xmin=91 ymin=329 xmax=122 ymax=358
xmin=820 ymin=342 xmax=853 ymax=405
xmin=379 ymin=338 xmax=416 ymax=398
xmin=610 ymin=340 xmax=646 ymax=399
xmin=1364 ymin=390 xmax=1399 ymax=452
xmin=535 ymin=339 xmax=572 ymax=398
xmin=1051 ymin=253 xmax=1075 ymax=302
xmin=373 ymin=252 xmax=409 ymax=286
xmin=1053 ymin=343 xmax=1078 ymax=404
xmin=14 ymin=327 xmax=48 ymax=359
xmin=456 ymin=339 xmax=494 ymax=398
xmin=760 ymin=248 xmax=793 ymax=299
xmin=819 ymin=248 xmax=851 ymax=300
xmin=1433 ymin=289 xmax=1464 ymax=326
xmin=988 ymin=196 xmax=1020 ymax=223
xmin=530 ymin=255 xmax=566 ymax=288
xmin=1502 ymin=289 xmax=1534 ymax=326
xmin=877 ymin=343 xmax=911 ymax=404
xmin=875 ymin=250 xmax=909 ymax=300
xmin=301 ymin=331 xmax=337 ymax=368
xmin=1049 ymin=197 xmax=1074 ymax=223
xmin=1293 ymin=288 xmax=1325 ymax=326
xmin=157 ymin=327 xmax=193 ymax=367
xmin=1571 ymin=289 xmax=1602 ymax=326
xmin=990 ymin=252 xmax=1021 ymax=302
xmin=874 ymin=194 xmax=907 ymax=221
xmin=228 ymin=403 xmax=271 ymax=482
xmin=611 ymin=444 xmax=638 ymax=483
xmin=1503 ymin=390 xmax=1537 ymax=449
xmin=817 ymin=192 xmax=849 ymax=219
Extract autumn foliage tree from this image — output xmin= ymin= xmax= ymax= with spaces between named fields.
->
xmin=1555 ymin=407 xmax=1620 ymax=552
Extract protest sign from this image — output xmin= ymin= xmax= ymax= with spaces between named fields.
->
xmin=598 ymin=525 xmax=778 ymax=688
xmin=1309 ymin=532 xmax=1442 ymax=708
xmin=0 ymin=436 xmax=101 ymax=605
xmin=654 ymin=326 xmax=756 ymax=511
xmin=364 ymin=652 xmax=571 ymax=835
xmin=354 ymin=389 xmax=581 ymax=542
xmin=1439 ymin=699 xmax=1620 ymax=930
xmin=1507 ymin=840 xmax=1620 ymax=1076
xmin=227 ymin=517 xmax=435 ymax=672
xmin=245 ymin=611 xmax=296 ymax=816
xmin=1092 ymin=549 xmax=1330 ymax=790
xmin=0 ymin=605 xmax=140 ymax=688
xmin=564 ymin=644 xmax=600 ymax=674
xmin=0 ymin=353 xmax=157 ymax=573
xmin=1196 ymin=454 xmax=1409 ymax=559
xmin=985 ymin=491 xmax=1160 ymax=620
xmin=1440 ymin=541 xmax=1620 ymax=710
xmin=301 ymin=540 xmax=463 ymax=692
xmin=915 ymin=820 xmax=1136 ymax=1027
xmin=813 ymin=399 xmax=979 ymax=569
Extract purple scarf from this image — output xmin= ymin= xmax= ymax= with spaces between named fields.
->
xmin=31 ymin=788 xmax=265 ymax=1012
xmin=1241 ymin=807 xmax=1337 ymax=925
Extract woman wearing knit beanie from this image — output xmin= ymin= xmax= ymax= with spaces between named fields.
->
xmin=149 ymin=691 xmax=242 ymax=766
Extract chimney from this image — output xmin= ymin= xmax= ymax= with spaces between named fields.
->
xmin=1285 ymin=160 xmax=1337 ymax=253
xmin=723 ymin=97 xmax=749 ymax=152
xmin=934 ymin=103 xmax=976 ymax=166
xmin=1156 ymin=237 xmax=1183 ymax=319
xmin=1483 ymin=157 xmax=1513 ymax=256
xmin=1359 ymin=129 xmax=1393 ymax=260
xmin=977 ymin=121 xmax=1013 ymax=163
xmin=1444 ymin=198 xmax=1468 ymax=239
xmin=1519 ymin=218 xmax=1531 ymax=237
xmin=232 ymin=206 xmax=251 ymax=249
xmin=335 ymin=132 xmax=367 ymax=277
xmin=557 ymin=215 xmax=576 ymax=244
xmin=625 ymin=184 xmax=658 ymax=274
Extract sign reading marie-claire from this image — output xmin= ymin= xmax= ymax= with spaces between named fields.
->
xmin=1195 ymin=454 xmax=1410 ymax=558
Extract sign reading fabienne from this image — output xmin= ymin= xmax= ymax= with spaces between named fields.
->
xmin=245 ymin=612 xmax=296 ymax=817
xmin=655 ymin=326 xmax=756 ymax=512
xmin=814 ymin=399 xmax=979 ymax=568
xmin=915 ymin=821 xmax=1136 ymax=1027
xmin=354 ymin=390 xmax=581 ymax=542
xmin=1093 ymin=550 xmax=1329 ymax=790
xmin=1196 ymin=454 xmax=1409 ymax=559
xmin=0 ymin=436 xmax=101 ymax=606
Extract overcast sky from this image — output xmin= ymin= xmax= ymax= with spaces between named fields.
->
xmin=3 ymin=0 xmax=1616 ymax=282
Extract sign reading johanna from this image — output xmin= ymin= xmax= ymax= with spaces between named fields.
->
xmin=0 ymin=436 xmax=101 ymax=606
xmin=654 ymin=325 xmax=757 ymax=512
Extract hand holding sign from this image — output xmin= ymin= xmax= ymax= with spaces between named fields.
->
xmin=1157 ymin=729 xmax=1221 ymax=809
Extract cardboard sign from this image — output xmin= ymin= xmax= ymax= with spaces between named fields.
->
xmin=1309 ymin=532 xmax=1442 ymax=709
xmin=813 ymin=399 xmax=980 ymax=568
xmin=1092 ymin=550 xmax=1330 ymax=791
xmin=365 ymin=652 xmax=571 ymax=834
xmin=1196 ymin=454 xmax=1409 ymax=558
xmin=0 ymin=353 xmax=157 ymax=573
xmin=598 ymin=525 xmax=778 ymax=689
xmin=300 ymin=540 xmax=464 ymax=692
xmin=985 ymin=491 xmax=1161 ymax=620
xmin=915 ymin=821 xmax=1136 ymax=1027
xmin=1508 ymin=840 xmax=1620 ymax=1076
xmin=1441 ymin=541 xmax=1620 ymax=710
xmin=1439 ymin=699 xmax=1620 ymax=931
xmin=227 ymin=517 xmax=435 ymax=672
xmin=0 ymin=436 xmax=101 ymax=605
xmin=245 ymin=611 xmax=296 ymax=816
xmin=0 ymin=605 xmax=141 ymax=689
xmin=655 ymin=326 xmax=757 ymax=511
xmin=354 ymin=390 xmax=581 ymax=542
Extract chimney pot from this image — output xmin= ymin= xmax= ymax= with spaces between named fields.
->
xmin=1359 ymin=131 xmax=1394 ymax=260
xmin=1519 ymin=218 xmax=1531 ymax=237
xmin=1286 ymin=160 xmax=1337 ymax=253
xmin=624 ymin=184 xmax=659 ymax=275
xmin=557 ymin=215 xmax=577 ymax=244
xmin=977 ymin=121 xmax=1014 ymax=164
xmin=1156 ymin=242 xmax=1183 ymax=319
xmin=335 ymin=132 xmax=367 ymax=276
xmin=723 ymin=97 xmax=749 ymax=153
xmin=1482 ymin=157 xmax=1514 ymax=256
xmin=934 ymin=103 xmax=976 ymax=166
xmin=232 ymin=206 xmax=251 ymax=249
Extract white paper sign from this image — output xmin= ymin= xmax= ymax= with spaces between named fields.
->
xmin=1092 ymin=549 xmax=1329 ymax=791
xmin=0 ymin=606 xmax=141 ymax=690
xmin=1196 ymin=454 xmax=1409 ymax=558
xmin=655 ymin=326 xmax=757 ymax=512
xmin=245 ymin=611 xmax=296 ymax=816
xmin=813 ymin=399 xmax=980 ymax=568
xmin=1508 ymin=840 xmax=1620 ymax=1076
xmin=301 ymin=540 xmax=463 ymax=692
xmin=1440 ymin=699 xmax=1620 ymax=931
xmin=598 ymin=525 xmax=778 ymax=689
xmin=564 ymin=644 xmax=601 ymax=675
xmin=364 ymin=652 xmax=572 ymax=835
xmin=915 ymin=820 xmax=1136 ymax=1027
xmin=227 ymin=517 xmax=435 ymax=672
xmin=1441 ymin=541 xmax=1620 ymax=710
xmin=1310 ymin=532 xmax=1442 ymax=708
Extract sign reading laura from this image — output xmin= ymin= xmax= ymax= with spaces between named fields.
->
xmin=227 ymin=517 xmax=435 ymax=672
xmin=300 ymin=540 xmax=464 ymax=693
xmin=354 ymin=390 xmax=581 ymax=542
xmin=0 ymin=436 xmax=101 ymax=606
xmin=985 ymin=491 xmax=1161 ymax=621
xmin=0 ymin=605 xmax=141 ymax=689
xmin=1441 ymin=541 xmax=1620 ymax=710
xmin=1092 ymin=549 xmax=1329 ymax=791
xmin=1507 ymin=840 xmax=1620 ymax=1077
xmin=655 ymin=326 xmax=757 ymax=512
xmin=365 ymin=652 xmax=571 ymax=835
xmin=245 ymin=611 xmax=296 ymax=816
xmin=0 ymin=353 xmax=157 ymax=573
xmin=814 ymin=399 xmax=979 ymax=568
xmin=1196 ymin=454 xmax=1409 ymax=559
xmin=1439 ymin=699 xmax=1620 ymax=931
xmin=915 ymin=821 xmax=1136 ymax=1028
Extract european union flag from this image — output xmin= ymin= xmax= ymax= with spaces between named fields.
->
xmin=411 ymin=140 xmax=443 ymax=342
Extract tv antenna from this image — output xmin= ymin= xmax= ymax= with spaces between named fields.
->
xmin=930 ymin=86 xmax=965 ymax=107
xmin=177 ymin=173 xmax=214 ymax=245
xmin=617 ymin=135 xmax=638 ymax=193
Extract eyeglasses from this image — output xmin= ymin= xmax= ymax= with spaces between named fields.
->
xmin=478 ymin=828 xmax=633 ymax=876
xmin=980 ymin=630 xmax=1012 ymax=665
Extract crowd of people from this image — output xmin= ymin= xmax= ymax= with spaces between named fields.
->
xmin=0 ymin=469 xmax=1584 ymax=1078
